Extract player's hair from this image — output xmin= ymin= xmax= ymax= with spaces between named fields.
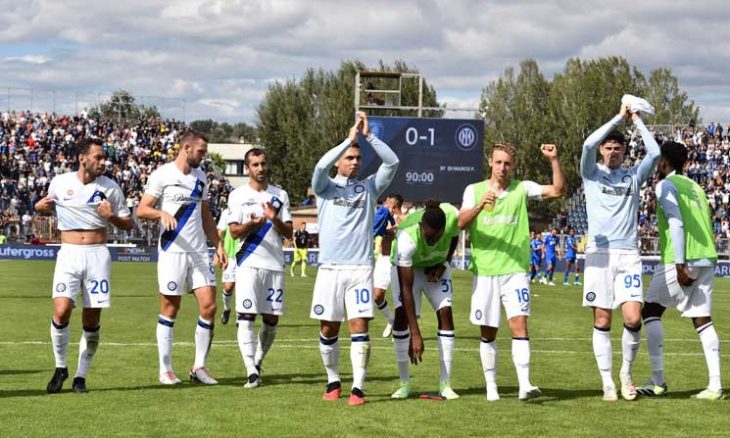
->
xmin=660 ymin=141 xmax=688 ymax=173
xmin=244 ymin=148 xmax=266 ymax=166
xmin=178 ymin=130 xmax=208 ymax=148
xmin=567 ymin=226 xmax=575 ymax=232
xmin=387 ymin=193 xmax=404 ymax=208
xmin=422 ymin=198 xmax=445 ymax=230
xmin=552 ymin=227 xmax=558 ymax=233
xmin=75 ymin=137 xmax=103 ymax=157
xmin=601 ymin=131 xmax=626 ymax=146
xmin=530 ymin=228 xmax=536 ymax=233
xmin=490 ymin=143 xmax=516 ymax=158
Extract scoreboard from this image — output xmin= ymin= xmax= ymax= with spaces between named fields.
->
xmin=358 ymin=117 xmax=484 ymax=203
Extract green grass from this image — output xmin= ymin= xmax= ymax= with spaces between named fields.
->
xmin=1 ymin=260 xmax=729 ymax=437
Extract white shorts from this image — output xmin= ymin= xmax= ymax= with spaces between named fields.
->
xmin=582 ymin=249 xmax=643 ymax=309
xmin=235 ymin=266 xmax=285 ymax=315
xmin=646 ymin=264 xmax=714 ymax=318
xmin=310 ymin=264 xmax=374 ymax=321
xmin=158 ymin=250 xmax=216 ymax=296
xmin=470 ymin=273 xmax=531 ymax=327
xmin=222 ymin=260 xmax=237 ymax=284
xmin=52 ymin=243 xmax=112 ymax=308
xmin=373 ymin=255 xmax=393 ymax=290
xmin=391 ymin=265 xmax=453 ymax=317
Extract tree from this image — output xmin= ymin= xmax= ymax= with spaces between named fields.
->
xmin=189 ymin=119 xmax=258 ymax=143
xmin=482 ymin=56 xmax=698 ymax=214
xmin=256 ymin=60 xmax=441 ymax=203
xmin=88 ymin=89 xmax=161 ymax=122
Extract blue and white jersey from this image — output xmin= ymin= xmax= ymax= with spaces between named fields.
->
xmin=580 ymin=115 xmax=660 ymax=250
xmin=373 ymin=205 xmax=394 ymax=238
xmin=530 ymin=238 xmax=543 ymax=257
xmin=227 ymin=184 xmax=291 ymax=272
xmin=313 ymin=135 xmax=399 ymax=265
xmin=144 ymin=162 xmax=209 ymax=253
xmin=545 ymin=235 xmax=560 ymax=258
xmin=48 ymin=172 xmax=130 ymax=231
xmin=565 ymin=235 xmax=577 ymax=259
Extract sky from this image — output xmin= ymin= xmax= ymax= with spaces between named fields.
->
xmin=1 ymin=0 xmax=728 ymax=124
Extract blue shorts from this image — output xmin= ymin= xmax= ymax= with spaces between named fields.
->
xmin=546 ymin=255 xmax=557 ymax=268
xmin=531 ymin=256 xmax=542 ymax=267
xmin=565 ymin=255 xmax=577 ymax=264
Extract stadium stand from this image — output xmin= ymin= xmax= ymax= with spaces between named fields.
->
xmin=0 ymin=110 xmax=233 ymax=244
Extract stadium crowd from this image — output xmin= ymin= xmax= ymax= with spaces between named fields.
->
xmin=562 ymin=122 xmax=730 ymax=248
xmin=0 ymin=110 xmax=233 ymax=242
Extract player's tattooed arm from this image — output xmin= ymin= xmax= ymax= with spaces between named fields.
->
xmin=34 ymin=195 xmax=55 ymax=216
xmin=397 ymin=265 xmax=424 ymax=364
xmin=97 ymin=200 xmax=133 ymax=230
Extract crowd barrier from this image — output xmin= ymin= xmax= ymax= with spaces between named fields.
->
xmin=3 ymin=244 xmax=730 ymax=278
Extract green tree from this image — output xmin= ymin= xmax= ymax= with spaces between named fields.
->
xmin=189 ymin=119 xmax=257 ymax=143
xmin=643 ymin=67 xmax=700 ymax=125
xmin=256 ymin=60 xmax=441 ymax=203
xmin=88 ymin=89 xmax=161 ymax=122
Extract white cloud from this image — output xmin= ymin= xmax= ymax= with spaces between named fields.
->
xmin=0 ymin=0 xmax=729 ymax=122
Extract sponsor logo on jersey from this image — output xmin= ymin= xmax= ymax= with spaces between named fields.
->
xmin=332 ymin=197 xmax=366 ymax=209
xmin=313 ymin=304 xmax=324 ymax=315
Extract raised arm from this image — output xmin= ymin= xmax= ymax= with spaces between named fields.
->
xmin=538 ymin=144 xmax=566 ymax=199
xmin=633 ymin=115 xmax=661 ymax=185
xmin=312 ymin=138 xmax=351 ymax=195
xmin=367 ymin=134 xmax=399 ymax=195
xmin=581 ymin=108 xmax=626 ymax=178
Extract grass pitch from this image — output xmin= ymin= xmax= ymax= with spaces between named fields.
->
xmin=1 ymin=260 xmax=729 ymax=437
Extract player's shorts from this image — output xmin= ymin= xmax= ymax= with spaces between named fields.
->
xmin=565 ymin=254 xmax=577 ymax=264
xmin=158 ymin=250 xmax=216 ymax=296
xmin=235 ymin=266 xmax=285 ymax=315
xmin=391 ymin=264 xmax=453 ymax=317
xmin=222 ymin=258 xmax=237 ymax=284
xmin=470 ymin=272 xmax=531 ymax=327
xmin=546 ymin=255 xmax=557 ymax=268
xmin=582 ymin=249 xmax=642 ymax=309
xmin=293 ymin=248 xmax=308 ymax=263
xmin=373 ymin=255 xmax=393 ymax=290
xmin=310 ymin=264 xmax=374 ymax=322
xmin=52 ymin=243 xmax=112 ymax=308
xmin=646 ymin=264 xmax=714 ymax=318
xmin=531 ymin=255 xmax=541 ymax=267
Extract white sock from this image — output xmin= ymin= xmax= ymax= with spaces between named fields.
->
xmin=350 ymin=333 xmax=371 ymax=391
xmin=76 ymin=326 xmax=100 ymax=379
xmin=50 ymin=319 xmax=70 ymax=368
xmin=393 ymin=329 xmax=411 ymax=382
xmin=254 ymin=320 xmax=278 ymax=368
xmin=697 ymin=322 xmax=722 ymax=392
xmin=156 ymin=315 xmax=175 ymax=374
xmin=222 ymin=291 xmax=233 ymax=312
xmin=193 ymin=317 xmax=214 ymax=370
xmin=437 ymin=330 xmax=455 ymax=383
xmin=377 ymin=300 xmax=394 ymax=325
xmin=237 ymin=318 xmax=257 ymax=376
xmin=480 ymin=338 xmax=497 ymax=385
xmin=319 ymin=333 xmax=340 ymax=384
xmin=620 ymin=324 xmax=641 ymax=376
xmin=644 ymin=317 xmax=665 ymax=385
xmin=593 ymin=327 xmax=614 ymax=387
xmin=512 ymin=337 xmax=532 ymax=390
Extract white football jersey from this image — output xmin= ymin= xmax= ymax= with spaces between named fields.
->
xmin=216 ymin=208 xmax=230 ymax=232
xmin=227 ymin=184 xmax=291 ymax=272
xmin=48 ymin=172 xmax=130 ymax=231
xmin=144 ymin=162 xmax=210 ymax=253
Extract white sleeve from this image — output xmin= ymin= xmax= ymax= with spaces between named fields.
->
xmin=47 ymin=177 xmax=58 ymax=200
xmin=461 ymin=184 xmax=475 ymax=210
xmin=216 ymin=210 xmax=228 ymax=231
xmin=279 ymin=191 xmax=292 ymax=223
xmin=227 ymin=193 xmax=244 ymax=225
xmin=394 ymin=230 xmax=417 ymax=267
xmin=523 ymin=181 xmax=543 ymax=200
xmin=109 ymin=184 xmax=131 ymax=217
xmin=144 ymin=170 xmax=164 ymax=199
